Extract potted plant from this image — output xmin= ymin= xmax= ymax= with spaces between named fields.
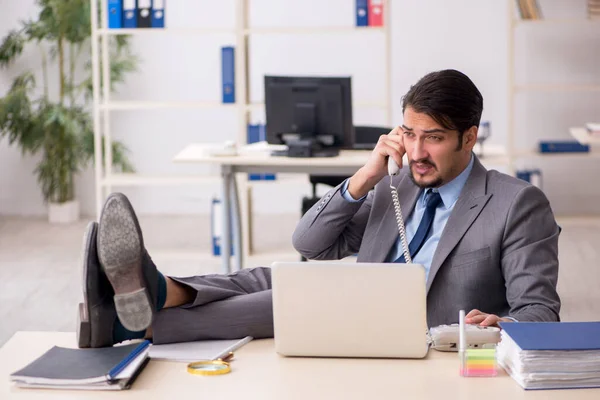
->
xmin=0 ymin=0 xmax=136 ymax=223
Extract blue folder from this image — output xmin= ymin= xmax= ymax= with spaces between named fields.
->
xmin=221 ymin=47 xmax=235 ymax=103
xmin=108 ymin=0 xmax=122 ymax=29
xmin=123 ymin=0 xmax=137 ymax=28
xmin=539 ymin=141 xmax=589 ymax=153
xmin=499 ymin=321 xmax=600 ymax=350
xmin=247 ymin=124 xmax=261 ymax=181
xmin=356 ymin=0 xmax=368 ymax=26
xmin=152 ymin=0 xmax=165 ymax=28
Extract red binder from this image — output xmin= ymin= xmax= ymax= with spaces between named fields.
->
xmin=368 ymin=0 xmax=383 ymax=26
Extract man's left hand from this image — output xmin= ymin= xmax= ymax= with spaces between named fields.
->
xmin=465 ymin=309 xmax=513 ymax=328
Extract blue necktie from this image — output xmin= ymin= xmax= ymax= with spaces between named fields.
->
xmin=395 ymin=191 xmax=443 ymax=263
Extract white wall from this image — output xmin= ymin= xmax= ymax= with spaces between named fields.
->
xmin=1 ymin=0 xmax=599 ymax=217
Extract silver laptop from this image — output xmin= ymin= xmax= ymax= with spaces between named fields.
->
xmin=271 ymin=261 xmax=429 ymax=358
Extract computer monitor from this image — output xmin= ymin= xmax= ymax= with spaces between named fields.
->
xmin=264 ymin=76 xmax=354 ymax=157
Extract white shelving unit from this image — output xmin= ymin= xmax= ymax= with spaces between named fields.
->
xmin=507 ymin=1 xmax=600 ymax=175
xmin=90 ymin=0 xmax=392 ymax=261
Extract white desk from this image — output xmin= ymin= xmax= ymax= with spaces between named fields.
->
xmin=173 ymin=145 xmax=509 ymax=273
xmin=2 ymin=332 xmax=598 ymax=399
xmin=173 ymin=148 xmax=372 ymax=273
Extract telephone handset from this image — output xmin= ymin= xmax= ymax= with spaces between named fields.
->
xmin=388 ymin=157 xmax=412 ymax=263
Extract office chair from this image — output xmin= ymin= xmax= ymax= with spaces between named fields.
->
xmin=299 ymin=125 xmax=391 ymax=261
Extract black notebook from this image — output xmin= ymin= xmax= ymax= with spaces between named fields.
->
xmin=10 ymin=340 xmax=150 ymax=391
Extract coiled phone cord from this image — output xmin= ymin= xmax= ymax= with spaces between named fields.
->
xmin=390 ymin=180 xmax=412 ymax=264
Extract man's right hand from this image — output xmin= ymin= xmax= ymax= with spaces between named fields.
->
xmin=347 ymin=127 xmax=406 ymax=199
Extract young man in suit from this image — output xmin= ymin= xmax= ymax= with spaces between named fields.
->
xmin=78 ymin=69 xmax=560 ymax=348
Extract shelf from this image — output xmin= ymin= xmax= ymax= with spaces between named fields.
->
xmin=96 ymin=28 xmax=236 ymax=35
xmin=514 ymin=18 xmax=600 ymax=25
xmin=514 ymin=84 xmax=600 ymax=92
xmin=248 ymin=175 xmax=308 ymax=186
xmin=102 ymin=173 xmax=220 ymax=186
xmin=96 ymin=27 xmax=385 ymax=36
xmin=100 ymin=101 xmax=237 ymax=110
xmin=244 ymin=26 xmax=385 ymax=35
xmin=512 ymin=150 xmax=600 ymax=159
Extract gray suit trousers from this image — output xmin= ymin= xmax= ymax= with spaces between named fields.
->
xmin=151 ymin=267 xmax=274 ymax=344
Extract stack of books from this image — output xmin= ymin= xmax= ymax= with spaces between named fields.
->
xmin=497 ymin=322 xmax=600 ymax=390
xmin=10 ymin=340 xmax=150 ymax=391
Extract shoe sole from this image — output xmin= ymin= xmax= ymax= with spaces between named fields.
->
xmin=98 ymin=194 xmax=153 ymax=332
xmin=77 ymin=221 xmax=96 ymax=348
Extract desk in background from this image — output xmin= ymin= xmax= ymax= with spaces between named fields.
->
xmin=173 ymin=145 xmax=510 ymax=273
xmin=1 ymin=332 xmax=598 ymax=399
xmin=173 ymin=148 xmax=372 ymax=273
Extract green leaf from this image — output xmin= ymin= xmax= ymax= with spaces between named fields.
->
xmin=0 ymin=30 xmax=27 ymax=68
xmin=0 ymin=72 xmax=45 ymax=154
xmin=1 ymin=0 xmax=137 ymax=202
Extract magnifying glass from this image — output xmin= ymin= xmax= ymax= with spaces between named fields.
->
xmin=186 ymin=352 xmax=234 ymax=376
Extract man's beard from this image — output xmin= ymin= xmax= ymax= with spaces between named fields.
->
xmin=408 ymin=159 xmax=443 ymax=188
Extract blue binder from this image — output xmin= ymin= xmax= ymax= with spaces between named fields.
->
xmin=516 ymin=169 xmax=542 ymax=188
xmin=259 ymin=124 xmax=275 ymax=180
xmin=356 ymin=0 xmax=369 ymax=26
xmin=211 ymin=198 xmax=233 ymax=256
xmin=247 ymin=124 xmax=276 ymax=181
xmin=151 ymin=0 xmax=165 ymax=28
xmin=539 ymin=140 xmax=589 ymax=153
xmin=108 ymin=0 xmax=122 ymax=29
xmin=221 ymin=46 xmax=235 ymax=103
xmin=247 ymin=124 xmax=262 ymax=181
xmin=122 ymin=0 xmax=137 ymax=28
xmin=499 ymin=322 xmax=600 ymax=351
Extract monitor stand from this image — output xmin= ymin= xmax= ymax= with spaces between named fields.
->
xmin=277 ymin=137 xmax=339 ymax=158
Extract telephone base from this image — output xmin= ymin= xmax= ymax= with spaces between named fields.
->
xmin=429 ymin=324 xmax=501 ymax=352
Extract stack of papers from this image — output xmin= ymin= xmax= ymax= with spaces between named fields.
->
xmin=497 ymin=322 xmax=600 ymax=390
xmin=10 ymin=340 xmax=150 ymax=391
xmin=149 ymin=336 xmax=253 ymax=362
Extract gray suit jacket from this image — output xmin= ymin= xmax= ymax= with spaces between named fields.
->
xmin=292 ymin=156 xmax=561 ymax=327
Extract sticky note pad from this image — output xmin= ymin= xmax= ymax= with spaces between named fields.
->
xmin=460 ymin=348 xmax=497 ymax=377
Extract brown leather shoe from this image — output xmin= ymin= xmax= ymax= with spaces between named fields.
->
xmin=77 ymin=221 xmax=116 ymax=348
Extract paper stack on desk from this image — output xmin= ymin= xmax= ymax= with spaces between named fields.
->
xmin=149 ymin=336 xmax=253 ymax=362
xmin=497 ymin=322 xmax=600 ymax=390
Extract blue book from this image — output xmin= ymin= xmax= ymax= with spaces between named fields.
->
xmin=122 ymin=0 xmax=137 ymax=28
xmin=539 ymin=141 xmax=589 ymax=153
xmin=499 ymin=322 xmax=600 ymax=350
xmin=356 ymin=0 xmax=369 ymax=26
xmin=247 ymin=124 xmax=262 ymax=181
xmin=221 ymin=46 xmax=235 ymax=103
xmin=108 ymin=0 xmax=122 ymax=28
xmin=151 ymin=0 xmax=165 ymax=28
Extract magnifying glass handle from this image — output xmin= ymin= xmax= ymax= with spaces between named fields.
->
xmin=218 ymin=352 xmax=234 ymax=362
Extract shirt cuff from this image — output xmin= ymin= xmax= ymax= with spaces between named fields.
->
xmin=340 ymin=179 xmax=367 ymax=203
xmin=502 ymin=316 xmax=518 ymax=322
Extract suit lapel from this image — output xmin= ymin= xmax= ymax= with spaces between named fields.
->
xmin=370 ymin=175 xmax=420 ymax=262
xmin=426 ymin=157 xmax=492 ymax=292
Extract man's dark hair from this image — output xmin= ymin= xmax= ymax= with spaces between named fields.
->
xmin=402 ymin=69 xmax=483 ymax=149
